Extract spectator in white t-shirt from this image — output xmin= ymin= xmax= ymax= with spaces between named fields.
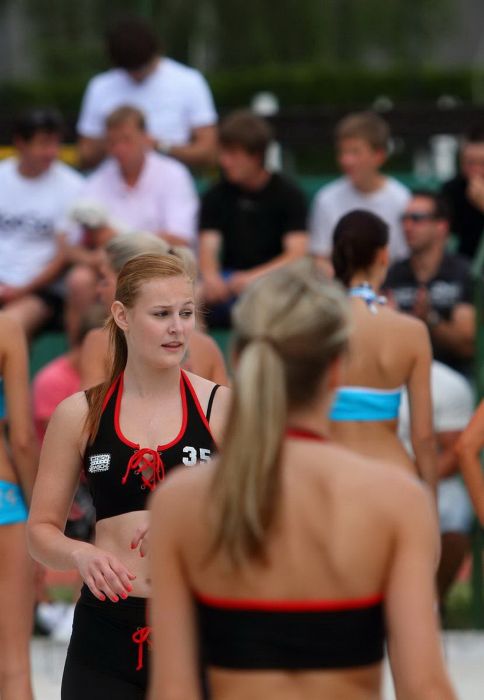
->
xmin=399 ymin=361 xmax=474 ymax=608
xmin=0 ymin=109 xmax=84 ymax=337
xmin=77 ymin=15 xmax=218 ymax=170
xmin=65 ymin=105 xmax=199 ymax=340
xmin=310 ymin=111 xmax=410 ymax=267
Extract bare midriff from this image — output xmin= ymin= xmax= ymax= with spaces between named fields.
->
xmin=95 ymin=510 xmax=151 ymax=598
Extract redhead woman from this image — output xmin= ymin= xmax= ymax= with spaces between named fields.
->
xmin=148 ymin=259 xmax=455 ymax=700
xmin=28 ymin=254 xmax=230 ymax=699
xmin=0 ymin=313 xmax=38 ymax=700
xmin=79 ymin=234 xmax=229 ymax=389
xmin=329 ymin=210 xmax=436 ymax=491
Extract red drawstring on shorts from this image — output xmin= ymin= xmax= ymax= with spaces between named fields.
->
xmin=122 ymin=448 xmax=165 ymax=491
xmin=132 ymin=625 xmax=152 ymax=671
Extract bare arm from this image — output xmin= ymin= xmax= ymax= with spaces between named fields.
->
xmin=166 ymin=125 xmax=218 ymax=169
xmin=148 ymin=479 xmax=203 ymax=700
xmin=199 ymin=230 xmax=231 ymax=303
xmin=386 ymin=480 xmax=457 ymax=699
xmin=436 ymin=431 xmax=462 ymax=479
xmin=79 ymin=328 xmax=110 ymax=389
xmin=456 ymin=400 xmax=484 ymax=525
xmin=27 ymin=393 xmax=136 ymax=600
xmin=229 ymin=232 xmax=308 ymax=294
xmin=28 ymin=393 xmax=91 ymax=570
xmin=407 ymin=323 xmax=438 ymax=493
xmin=77 ymin=136 xmax=105 ymax=171
xmin=430 ymin=303 xmax=475 ymax=359
xmin=1 ymin=316 xmax=39 ymax=503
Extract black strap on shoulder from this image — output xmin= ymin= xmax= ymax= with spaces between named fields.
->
xmin=206 ymin=384 xmax=220 ymax=422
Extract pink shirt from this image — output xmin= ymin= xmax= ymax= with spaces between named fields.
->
xmin=78 ymin=151 xmax=198 ymax=244
xmin=32 ymin=355 xmax=80 ymax=442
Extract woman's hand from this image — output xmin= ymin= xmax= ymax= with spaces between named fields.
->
xmin=72 ymin=543 xmax=136 ymax=602
xmin=131 ymin=523 xmax=150 ymax=558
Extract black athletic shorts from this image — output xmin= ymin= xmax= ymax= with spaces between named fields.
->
xmin=61 ymin=585 xmax=149 ymax=700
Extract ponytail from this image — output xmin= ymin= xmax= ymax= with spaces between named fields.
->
xmin=211 ymin=339 xmax=287 ymax=565
xmin=84 ymin=317 xmax=128 ymax=442
xmin=210 ymin=258 xmax=349 ymax=567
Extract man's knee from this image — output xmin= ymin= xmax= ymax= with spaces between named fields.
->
xmin=66 ymin=265 xmax=97 ymax=304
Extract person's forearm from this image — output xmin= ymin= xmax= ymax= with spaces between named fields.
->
xmin=22 ymin=254 xmax=67 ymax=294
xmin=430 ymin=322 xmax=474 ymax=358
xmin=199 ymin=250 xmax=221 ymax=278
xmin=168 ymin=141 xmax=217 ymax=169
xmin=156 ymin=231 xmax=192 ymax=248
xmin=458 ymin=450 xmax=484 ymax=524
xmin=28 ymin=522 xmax=93 ymax=571
xmin=438 ymin=450 xmax=460 ymax=479
xmin=66 ymin=246 xmax=101 ymax=267
xmin=77 ymin=137 xmax=105 ymax=171
xmin=11 ymin=434 xmax=40 ymax=506
xmin=243 ymin=249 xmax=305 ymax=283
xmin=413 ymin=436 xmax=438 ymax=496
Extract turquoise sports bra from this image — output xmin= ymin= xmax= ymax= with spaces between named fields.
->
xmin=330 ymin=386 xmax=402 ymax=422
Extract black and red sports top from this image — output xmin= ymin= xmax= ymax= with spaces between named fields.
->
xmin=83 ymin=370 xmax=218 ymax=522
xmin=195 ymin=591 xmax=385 ymax=670
xmin=194 ymin=427 xmax=385 ymax=671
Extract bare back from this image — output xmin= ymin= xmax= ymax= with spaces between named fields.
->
xmin=330 ymin=299 xmax=433 ymax=474
xmin=150 ymin=438 xmax=440 ymax=700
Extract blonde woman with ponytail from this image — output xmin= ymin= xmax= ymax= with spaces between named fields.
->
xmin=79 ymin=233 xmax=229 ymax=388
xmin=149 ymin=258 xmax=456 ymax=700
xmin=28 ymin=254 xmax=230 ymax=699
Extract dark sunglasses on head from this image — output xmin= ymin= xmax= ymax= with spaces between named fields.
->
xmin=400 ymin=212 xmax=436 ymax=223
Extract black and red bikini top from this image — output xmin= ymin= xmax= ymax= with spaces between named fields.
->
xmin=83 ymin=370 xmax=218 ymax=522
xmin=195 ymin=426 xmax=385 ymax=671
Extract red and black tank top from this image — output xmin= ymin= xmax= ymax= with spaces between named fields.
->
xmin=83 ymin=370 xmax=218 ymax=522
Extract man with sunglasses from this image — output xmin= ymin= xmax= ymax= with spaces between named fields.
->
xmin=384 ymin=190 xmax=474 ymax=376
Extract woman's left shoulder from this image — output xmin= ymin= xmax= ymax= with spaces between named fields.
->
xmin=184 ymin=371 xmax=231 ymax=438
xmin=184 ymin=370 xmax=230 ymax=396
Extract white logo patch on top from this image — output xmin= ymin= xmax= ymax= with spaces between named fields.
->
xmin=89 ymin=453 xmax=111 ymax=473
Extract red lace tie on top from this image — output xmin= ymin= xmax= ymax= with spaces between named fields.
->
xmin=132 ymin=625 xmax=152 ymax=670
xmin=122 ymin=448 xmax=165 ymax=491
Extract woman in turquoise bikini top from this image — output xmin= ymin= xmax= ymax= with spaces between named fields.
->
xmin=329 ymin=210 xmax=436 ymax=492
xmin=0 ymin=313 xmax=39 ymax=700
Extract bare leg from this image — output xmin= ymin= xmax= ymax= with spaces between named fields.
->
xmin=2 ymin=296 xmax=50 ymax=339
xmin=0 ymin=522 xmax=35 ymax=700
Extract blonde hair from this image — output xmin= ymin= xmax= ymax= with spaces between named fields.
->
xmin=85 ymin=253 xmax=192 ymax=441
xmin=211 ymin=258 xmax=349 ymax=566
xmin=104 ymin=233 xmax=197 ymax=280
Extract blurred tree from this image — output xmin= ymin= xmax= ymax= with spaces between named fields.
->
xmin=8 ymin=0 xmax=456 ymax=79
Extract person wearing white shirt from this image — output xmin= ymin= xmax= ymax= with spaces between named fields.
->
xmin=77 ymin=15 xmax=218 ymax=170
xmin=0 ymin=109 xmax=84 ymax=337
xmin=399 ymin=361 xmax=474 ymax=607
xmin=310 ymin=111 xmax=410 ymax=265
xmin=66 ymin=105 xmax=199 ymax=341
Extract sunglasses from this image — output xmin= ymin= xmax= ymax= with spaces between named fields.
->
xmin=400 ymin=212 xmax=436 ymax=223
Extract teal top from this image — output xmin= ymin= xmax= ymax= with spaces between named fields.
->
xmin=330 ymin=386 xmax=402 ymax=422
